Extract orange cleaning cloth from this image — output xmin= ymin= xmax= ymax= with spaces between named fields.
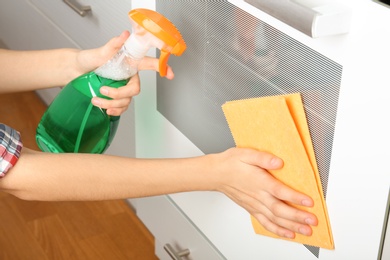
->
xmin=222 ymin=93 xmax=334 ymax=249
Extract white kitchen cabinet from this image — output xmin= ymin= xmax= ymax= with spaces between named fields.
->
xmin=0 ymin=1 xmax=77 ymax=50
xmin=136 ymin=196 xmax=225 ymax=260
xmin=3 ymin=1 xmax=389 ymax=260
xmin=0 ymin=0 xmax=133 ymax=50
xmin=134 ymin=0 xmax=390 ymax=260
xmin=27 ymin=0 xmax=133 ymax=49
xmin=0 ymin=0 xmax=78 ymax=103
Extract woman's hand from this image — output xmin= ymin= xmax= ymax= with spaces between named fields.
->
xmin=212 ymin=148 xmax=318 ymax=239
xmin=91 ymin=57 xmax=174 ymax=116
xmin=77 ymin=31 xmax=174 ymax=116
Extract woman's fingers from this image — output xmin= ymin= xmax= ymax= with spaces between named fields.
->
xmin=91 ymin=74 xmax=141 ymax=116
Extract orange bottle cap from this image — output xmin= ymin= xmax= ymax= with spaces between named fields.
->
xmin=129 ymin=9 xmax=187 ymax=77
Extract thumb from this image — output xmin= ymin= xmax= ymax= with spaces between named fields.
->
xmin=138 ymin=56 xmax=175 ymax=80
xmin=109 ymin=30 xmax=131 ymax=50
xmin=101 ymin=31 xmax=130 ymax=58
xmin=239 ymin=148 xmax=284 ymax=170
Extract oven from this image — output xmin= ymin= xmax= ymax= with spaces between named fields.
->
xmin=132 ymin=0 xmax=390 ymax=259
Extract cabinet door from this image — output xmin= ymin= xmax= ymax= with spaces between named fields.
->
xmin=0 ymin=1 xmax=77 ymax=50
xmin=0 ymin=1 xmax=79 ymax=104
xmin=136 ymin=196 xmax=225 ymax=260
xmin=28 ymin=0 xmax=133 ymax=49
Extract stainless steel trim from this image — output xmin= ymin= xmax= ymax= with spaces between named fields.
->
xmin=244 ymin=0 xmax=351 ymax=37
xmin=379 ymin=188 xmax=390 ymax=259
xmin=164 ymin=243 xmax=190 ymax=260
xmin=63 ymin=0 xmax=91 ymax=17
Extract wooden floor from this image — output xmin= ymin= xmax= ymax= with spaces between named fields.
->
xmin=0 ymin=91 xmax=158 ymax=260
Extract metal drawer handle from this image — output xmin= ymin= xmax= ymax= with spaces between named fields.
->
xmin=63 ymin=0 xmax=91 ymax=17
xmin=164 ymin=244 xmax=190 ymax=260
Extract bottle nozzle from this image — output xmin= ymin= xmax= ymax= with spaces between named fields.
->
xmin=128 ymin=9 xmax=186 ymax=77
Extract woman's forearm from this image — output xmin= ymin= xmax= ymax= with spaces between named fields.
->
xmin=0 ymin=48 xmax=82 ymax=93
xmin=0 ymin=147 xmax=319 ymax=239
xmin=0 ymin=148 xmax=217 ymax=201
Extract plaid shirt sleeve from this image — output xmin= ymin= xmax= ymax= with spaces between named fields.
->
xmin=0 ymin=123 xmax=23 ymax=178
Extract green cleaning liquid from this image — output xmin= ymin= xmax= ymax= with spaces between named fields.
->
xmin=35 ymin=8 xmax=186 ymax=154
xmin=36 ymin=72 xmax=127 ymax=153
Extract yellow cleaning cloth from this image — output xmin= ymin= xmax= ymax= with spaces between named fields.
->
xmin=222 ymin=93 xmax=334 ymax=249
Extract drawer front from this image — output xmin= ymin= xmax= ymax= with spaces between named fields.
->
xmin=137 ymin=196 xmax=225 ymax=260
xmin=0 ymin=1 xmax=77 ymax=50
xmin=28 ymin=0 xmax=133 ymax=49
xmin=0 ymin=1 xmax=77 ymax=106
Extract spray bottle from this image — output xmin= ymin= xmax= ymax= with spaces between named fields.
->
xmin=36 ymin=9 xmax=186 ymax=153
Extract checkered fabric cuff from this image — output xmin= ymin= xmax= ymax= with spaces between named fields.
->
xmin=0 ymin=124 xmax=23 ymax=178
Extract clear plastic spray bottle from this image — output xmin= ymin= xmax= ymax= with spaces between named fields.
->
xmin=36 ymin=9 xmax=186 ymax=153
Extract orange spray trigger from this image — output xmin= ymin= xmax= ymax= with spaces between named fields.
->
xmin=128 ymin=8 xmax=186 ymax=77
xmin=159 ymin=50 xmax=170 ymax=77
